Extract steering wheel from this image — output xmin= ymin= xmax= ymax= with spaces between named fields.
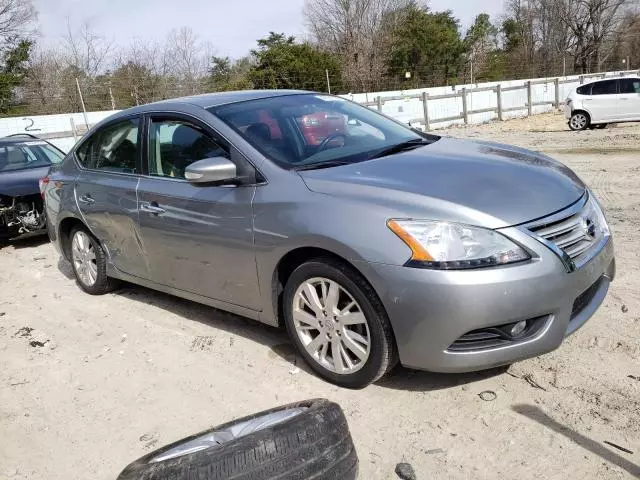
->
xmin=318 ymin=134 xmax=347 ymax=152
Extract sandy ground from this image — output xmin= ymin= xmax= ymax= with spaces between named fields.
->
xmin=1 ymin=111 xmax=639 ymax=480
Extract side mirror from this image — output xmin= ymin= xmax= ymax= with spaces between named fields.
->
xmin=185 ymin=157 xmax=237 ymax=184
xmin=347 ymin=118 xmax=362 ymax=126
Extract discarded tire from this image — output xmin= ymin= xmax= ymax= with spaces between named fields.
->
xmin=116 ymin=399 xmax=358 ymax=480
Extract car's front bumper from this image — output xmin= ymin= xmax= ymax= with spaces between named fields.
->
xmin=361 ymin=232 xmax=615 ymax=373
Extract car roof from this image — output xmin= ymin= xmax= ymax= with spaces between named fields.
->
xmin=582 ymin=76 xmax=640 ymax=87
xmin=119 ymin=89 xmax=312 ymax=116
xmin=0 ymin=135 xmax=49 ymax=145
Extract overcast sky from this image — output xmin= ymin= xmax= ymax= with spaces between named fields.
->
xmin=32 ymin=0 xmax=505 ymax=58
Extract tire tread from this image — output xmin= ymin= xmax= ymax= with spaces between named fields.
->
xmin=116 ymin=399 xmax=357 ymax=480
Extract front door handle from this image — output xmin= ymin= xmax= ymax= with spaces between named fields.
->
xmin=78 ymin=194 xmax=95 ymax=205
xmin=140 ymin=202 xmax=165 ymax=215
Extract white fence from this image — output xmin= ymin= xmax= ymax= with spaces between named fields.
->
xmin=1 ymin=68 xmax=639 ymax=152
xmin=343 ymin=69 xmax=640 ymax=130
xmin=0 ymin=110 xmax=118 ymax=152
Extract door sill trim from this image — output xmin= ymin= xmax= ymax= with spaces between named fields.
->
xmin=108 ymin=266 xmax=262 ymax=322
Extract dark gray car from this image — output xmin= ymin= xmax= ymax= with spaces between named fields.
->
xmin=43 ymin=91 xmax=615 ymax=388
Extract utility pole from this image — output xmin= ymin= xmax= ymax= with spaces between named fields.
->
xmin=75 ymin=77 xmax=89 ymax=129
xmin=109 ymin=87 xmax=116 ymax=110
xmin=325 ymin=69 xmax=331 ymax=94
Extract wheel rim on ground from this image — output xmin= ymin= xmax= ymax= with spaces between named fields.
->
xmin=150 ymin=407 xmax=308 ymax=463
xmin=292 ymin=277 xmax=371 ymax=375
xmin=71 ymin=231 xmax=97 ymax=286
xmin=571 ymin=114 xmax=587 ymax=130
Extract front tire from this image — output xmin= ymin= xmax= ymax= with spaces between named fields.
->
xmin=283 ymin=258 xmax=397 ymax=389
xmin=569 ymin=111 xmax=590 ymax=131
xmin=69 ymin=226 xmax=119 ymax=295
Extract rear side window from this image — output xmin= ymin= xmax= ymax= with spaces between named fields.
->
xmin=620 ymin=78 xmax=640 ymax=94
xmin=591 ymin=80 xmax=618 ymax=95
xmin=576 ymin=85 xmax=591 ymax=95
xmin=76 ymin=118 xmax=140 ymax=173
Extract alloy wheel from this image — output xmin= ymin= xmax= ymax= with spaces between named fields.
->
xmin=71 ymin=231 xmax=98 ymax=286
xmin=570 ymin=113 xmax=588 ymax=130
xmin=292 ymin=277 xmax=371 ymax=375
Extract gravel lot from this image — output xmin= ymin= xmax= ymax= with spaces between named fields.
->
xmin=1 ymin=111 xmax=639 ymax=480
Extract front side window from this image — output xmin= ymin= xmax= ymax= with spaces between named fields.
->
xmin=76 ymin=118 xmax=140 ymax=173
xmin=210 ymin=94 xmax=432 ymax=169
xmin=591 ymin=80 xmax=618 ymax=95
xmin=620 ymin=78 xmax=640 ymax=94
xmin=148 ymin=119 xmax=228 ymax=179
xmin=0 ymin=141 xmax=64 ymax=173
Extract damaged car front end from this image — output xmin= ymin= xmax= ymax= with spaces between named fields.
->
xmin=0 ymin=193 xmax=47 ymax=240
xmin=0 ymin=135 xmax=65 ymax=242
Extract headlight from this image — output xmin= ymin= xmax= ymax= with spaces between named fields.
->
xmin=387 ymin=219 xmax=530 ymax=270
xmin=585 ymin=192 xmax=610 ymax=240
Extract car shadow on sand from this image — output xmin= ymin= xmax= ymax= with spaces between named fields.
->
xmin=56 ymin=257 xmax=511 ymax=392
xmin=513 ymin=404 xmax=639 ymax=477
xmin=376 ymin=364 xmax=509 ymax=392
xmin=3 ymin=234 xmax=49 ymax=250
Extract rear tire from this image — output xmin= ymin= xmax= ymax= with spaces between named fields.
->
xmin=569 ymin=111 xmax=590 ymax=131
xmin=116 ymin=399 xmax=358 ymax=480
xmin=69 ymin=226 xmax=119 ymax=295
xmin=283 ymin=258 xmax=397 ymax=389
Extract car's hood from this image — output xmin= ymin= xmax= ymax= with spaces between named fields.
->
xmin=299 ymin=137 xmax=585 ymax=228
xmin=0 ymin=166 xmax=50 ymax=197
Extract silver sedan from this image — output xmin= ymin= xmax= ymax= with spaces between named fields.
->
xmin=43 ymin=91 xmax=615 ymax=388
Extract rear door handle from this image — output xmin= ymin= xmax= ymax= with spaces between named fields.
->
xmin=78 ymin=194 xmax=95 ymax=205
xmin=140 ymin=202 xmax=165 ymax=215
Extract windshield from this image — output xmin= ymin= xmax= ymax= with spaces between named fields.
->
xmin=0 ymin=141 xmax=65 ymax=173
xmin=209 ymin=94 xmax=436 ymax=168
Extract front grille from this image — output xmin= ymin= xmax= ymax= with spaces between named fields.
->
xmin=528 ymin=210 xmax=595 ymax=260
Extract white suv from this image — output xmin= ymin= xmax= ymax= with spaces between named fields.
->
xmin=565 ymin=76 xmax=640 ymax=130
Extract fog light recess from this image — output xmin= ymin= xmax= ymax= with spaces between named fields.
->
xmin=510 ymin=320 xmax=528 ymax=337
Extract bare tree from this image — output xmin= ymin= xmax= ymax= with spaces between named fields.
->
xmin=166 ymin=27 xmax=209 ymax=94
xmin=556 ymin=0 xmax=628 ymax=72
xmin=22 ymin=47 xmax=66 ymax=113
xmin=0 ymin=0 xmax=36 ymax=44
xmin=613 ymin=10 xmax=640 ymax=68
xmin=504 ymin=0 xmax=539 ymax=76
xmin=111 ymin=38 xmax=173 ymax=104
xmin=62 ymin=20 xmax=113 ymax=77
xmin=304 ymin=0 xmax=413 ymax=91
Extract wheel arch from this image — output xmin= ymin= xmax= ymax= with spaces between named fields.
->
xmin=572 ymin=109 xmax=592 ymax=121
xmin=57 ymin=216 xmax=91 ymax=261
xmin=269 ymin=246 xmax=383 ymax=329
